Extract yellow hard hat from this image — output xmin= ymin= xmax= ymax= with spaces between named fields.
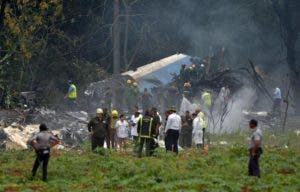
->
xmin=111 ymin=110 xmax=118 ymax=117
xmin=189 ymin=66 xmax=193 ymax=71
xmin=127 ymin=79 xmax=132 ymax=84
xmin=133 ymin=82 xmax=138 ymax=87
xmin=198 ymin=111 xmax=205 ymax=119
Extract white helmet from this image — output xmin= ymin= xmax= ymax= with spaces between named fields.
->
xmin=96 ymin=108 xmax=103 ymax=114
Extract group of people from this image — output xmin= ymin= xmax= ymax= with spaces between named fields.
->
xmin=86 ymin=105 xmax=209 ymax=157
xmin=119 ymin=80 xmax=152 ymax=111
xmin=26 ymin=79 xmax=262 ymax=183
xmin=27 ymin=112 xmax=263 ymax=182
xmin=28 ymin=85 xmax=264 ymax=181
xmin=87 ymin=106 xmax=161 ymax=157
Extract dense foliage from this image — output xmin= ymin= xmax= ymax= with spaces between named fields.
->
xmin=0 ymin=132 xmax=299 ymax=191
xmin=0 ymin=0 xmax=300 ymax=107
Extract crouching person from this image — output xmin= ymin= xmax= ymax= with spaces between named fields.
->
xmin=27 ymin=124 xmax=59 ymax=182
xmin=137 ymin=110 xmax=155 ymax=157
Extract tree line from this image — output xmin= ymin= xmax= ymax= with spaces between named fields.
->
xmin=0 ymin=0 xmax=299 ymax=111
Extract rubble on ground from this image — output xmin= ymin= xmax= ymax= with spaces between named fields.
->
xmin=0 ymin=124 xmax=39 ymax=149
xmin=0 ymin=108 xmax=91 ymax=150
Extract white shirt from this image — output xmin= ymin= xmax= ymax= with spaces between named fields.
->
xmin=130 ymin=114 xmax=142 ymax=136
xmin=249 ymin=127 xmax=263 ymax=149
xmin=116 ymin=120 xmax=129 ymax=138
xmin=192 ymin=117 xmax=203 ymax=144
xmin=165 ymin=113 xmax=181 ymax=132
xmin=273 ymin=87 xmax=282 ymax=99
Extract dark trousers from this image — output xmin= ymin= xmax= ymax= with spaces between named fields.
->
xmin=106 ymin=129 xmax=117 ymax=149
xmin=68 ymin=99 xmax=77 ymax=111
xmin=32 ymin=149 xmax=50 ymax=181
xmin=248 ymin=148 xmax=262 ymax=178
xmin=165 ymin=129 xmax=179 ymax=154
xmin=272 ymin=98 xmax=281 ymax=116
xmin=179 ymin=131 xmax=192 ymax=148
xmin=91 ymin=136 xmax=105 ymax=151
xmin=132 ymin=136 xmax=139 ymax=154
xmin=196 ymin=144 xmax=203 ymax=149
xmin=138 ymin=138 xmax=153 ymax=157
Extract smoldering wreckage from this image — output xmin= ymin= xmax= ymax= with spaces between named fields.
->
xmin=0 ymin=53 xmax=294 ymax=150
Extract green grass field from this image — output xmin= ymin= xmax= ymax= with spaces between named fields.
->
xmin=0 ymin=132 xmax=299 ymax=192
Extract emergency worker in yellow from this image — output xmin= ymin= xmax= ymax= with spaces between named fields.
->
xmin=65 ymin=80 xmax=77 ymax=110
xmin=201 ymin=91 xmax=212 ymax=112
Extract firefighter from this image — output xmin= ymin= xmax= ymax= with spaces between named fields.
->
xmin=137 ymin=110 xmax=156 ymax=157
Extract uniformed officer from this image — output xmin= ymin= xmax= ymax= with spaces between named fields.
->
xmin=27 ymin=124 xmax=59 ymax=181
xmin=248 ymin=119 xmax=263 ymax=178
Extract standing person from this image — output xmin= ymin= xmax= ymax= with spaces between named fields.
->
xmin=130 ymin=107 xmax=142 ymax=142
xmin=198 ymin=110 xmax=207 ymax=147
xmin=167 ymin=84 xmax=180 ymax=109
xmin=103 ymin=108 xmax=111 ymax=148
xmin=162 ymin=110 xmax=171 ymax=141
xmin=88 ymin=108 xmax=109 ymax=151
xmin=27 ymin=124 xmax=59 ymax=182
xmin=272 ymin=87 xmax=282 ymax=116
xmin=192 ymin=113 xmax=204 ymax=149
xmin=183 ymin=82 xmax=192 ymax=100
xmin=179 ymin=64 xmax=187 ymax=84
xmin=130 ymin=107 xmax=142 ymax=154
xmin=151 ymin=107 xmax=162 ymax=138
xmin=217 ymin=86 xmax=230 ymax=114
xmin=201 ymin=90 xmax=212 ymax=113
xmin=124 ymin=80 xmax=138 ymax=111
xmin=248 ymin=119 xmax=263 ymax=178
xmin=219 ymin=85 xmax=230 ymax=103
xmin=179 ymin=111 xmax=193 ymax=148
xmin=165 ymin=106 xmax=181 ymax=154
xmin=137 ymin=110 xmax=155 ymax=157
xmin=141 ymin=88 xmax=152 ymax=112
xmin=64 ymin=80 xmax=77 ymax=111
xmin=116 ymin=114 xmax=129 ymax=152
xmin=150 ymin=107 xmax=162 ymax=151
xmin=110 ymin=110 xmax=119 ymax=149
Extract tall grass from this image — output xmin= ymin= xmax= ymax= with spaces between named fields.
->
xmin=0 ymin=132 xmax=299 ymax=191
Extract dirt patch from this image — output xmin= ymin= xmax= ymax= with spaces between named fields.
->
xmin=4 ymin=185 xmax=21 ymax=192
xmin=277 ymin=169 xmax=295 ymax=175
xmin=30 ymin=185 xmax=46 ymax=192
xmin=51 ymin=150 xmax=61 ymax=158
xmin=9 ymin=169 xmax=23 ymax=177
xmin=73 ymin=183 xmax=90 ymax=190
xmin=241 ymin=186 xmax=251 ymax=192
